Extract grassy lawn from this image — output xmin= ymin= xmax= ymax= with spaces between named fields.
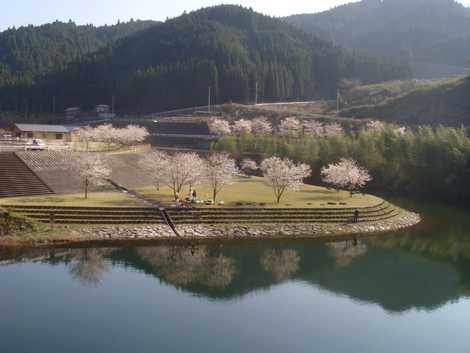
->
xmin=0 ymin=177 xmax=383 ymax=209
xmin=0 ymin=191 xmax=145 ymax=207
xmin=135 ymin=176 xmax=382 ymax=208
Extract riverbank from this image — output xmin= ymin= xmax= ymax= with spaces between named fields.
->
xmin=0 ymin=208 xmax=420 ymax=249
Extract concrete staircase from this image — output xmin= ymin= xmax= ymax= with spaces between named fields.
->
xmin=0 ymin=153 xmax=53 ymax=198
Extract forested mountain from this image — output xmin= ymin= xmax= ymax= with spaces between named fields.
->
xmin=0 ymin=20 xmax=158 ymax=87
xmin=0 ymin=5 xmax=410 ymax=116
xmin=286 ymin=0 xmax=470 ymax=78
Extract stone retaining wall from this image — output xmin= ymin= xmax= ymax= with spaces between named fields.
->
xmin=74 ymin=209 xmax=420 ymax=241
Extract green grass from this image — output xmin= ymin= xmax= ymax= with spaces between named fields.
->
xmin=0 ymin=177 xmax=383 ymax=209
xmin=0 ymin=191 xmax=145 ymax=207
xmin=135 ymin=176 xmax=382 ymax=209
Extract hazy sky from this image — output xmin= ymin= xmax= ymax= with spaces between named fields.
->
xmin=2 ymin=0 xmax=470 ymax=30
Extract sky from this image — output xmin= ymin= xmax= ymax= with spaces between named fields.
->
xmin=2 ymin=0 xmax=470 ymax=30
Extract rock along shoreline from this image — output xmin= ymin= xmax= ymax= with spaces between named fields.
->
xmin=0 ymin=209 xmax=421 ymax=249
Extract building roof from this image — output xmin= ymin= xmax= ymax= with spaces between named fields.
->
xmin=15 ymin=124 xmax=76 ymax=133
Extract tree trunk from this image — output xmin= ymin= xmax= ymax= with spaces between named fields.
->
xmin=84 ymin=178 xmax=88 ymax=200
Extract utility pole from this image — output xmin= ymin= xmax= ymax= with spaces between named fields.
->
xmin=52 ymin=96 xmax=56 ymax=117
xmin=24 ymin=98 xmax=29 ymax=119
xmin=255 ymin=81 xmax=258 ymax=105
xmin=111 ymin=95 xmax=115 ymax=115
xmin=208 ymin=86 xmax=211 ymax=113
xmin=336 ymin=89 xmax=341 ymax=113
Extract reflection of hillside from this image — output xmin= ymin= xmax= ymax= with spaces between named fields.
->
xmin=110 ymin=242 xmax=470 ymax=312
xmin=371 ymin=201 xmax=470 ymax=293
xmin=304 ymin=246 xmax=461 ymax=312
xmin=3 ymin=234 xmax=469 ymax=313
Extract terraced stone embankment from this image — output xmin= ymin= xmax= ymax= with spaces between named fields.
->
xmin=2 ymin=200 xmax=421 ymax=243
xmin=166 ymin=201 xmax=398 ymax=224
xmin=2 ymin=205 xmax=165 ymax=225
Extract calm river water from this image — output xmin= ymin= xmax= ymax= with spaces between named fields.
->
xmin=1 ymin=200 xmax=469 ymax=353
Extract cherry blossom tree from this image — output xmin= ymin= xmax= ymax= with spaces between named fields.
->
xmin=241 ymin=158 xmax=258 ymax=173
xmin=209 ymin=119 xmax=231 ymax=136
xmin=138 ymin=150 xmax=169 ymax=190
xmin=75 ymin=126 xmax=96 ymax=151
xmin=321 ymin=158 xmax=372 ymax=196
xmin=260 ymin=157 xmax=312 ymax=204
xmin=90 ymin=124 xmax=116 ymax=145
xmin=75 ymin=124 xmax=148 ymax=150
xmin=165 ymin=153 xmax=205 ymax=200
xmin=118 ymin=125 xmax=149 ymax=146
xmin=203 ymin=153 xmax=238 ymax=203
xmin=323 ymin=123 xmax=344 ymax=137
xmin=251 ymin=117 xmax=273 ymax=134
xmin=279 ymin=117 xmax=301 ymax=136
xmin=232 ymin=119 xmax=253 ymax=135
xmin=366 ymin=120 xmax=385 ymax=132
xmin=62 ymin=153 xmax=111 ymax=199
xmin=302 ymin=120 xmax=324 ymax=136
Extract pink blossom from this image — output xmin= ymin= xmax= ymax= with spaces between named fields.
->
xmin=232 ymin=119 xmax=253 ymax=135
xmin=302 ymin=120 xmax=324 ymax=136
xmin=321 ymin=158 xmax=372 ymax=195
xmin=279 ymin=117 xmax=301 ymax=136
xmin=209 ymin=119 xmax=231 ymax=136
xmin=260 ymin=157 xmax=311 ymax=204
xmin=323 ymin=123 xmax=344 ymax=137
xmin=204 ymin=153 xmax=238 ymax=202
xmin=366 ymin=120 xmax=385 ymax=132
xmin=251 ymin=117 xmax=273 ymax=134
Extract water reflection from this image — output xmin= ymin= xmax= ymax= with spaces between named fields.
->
xmin=69 ymin=249 xmax=110 ymax=286
xmin=3 ymin=224 xmax=470 ymax=313
xmin=327 ymin=240 xmax=367 ymax=267
xmin=136 ymin=246 xmax=236 ymax=289
xmin=260 ymin=249 xmax=300 ymax=280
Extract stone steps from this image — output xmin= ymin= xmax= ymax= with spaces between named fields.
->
xmin=3 ymin=202 xmax=401 ymax=225
xmin=3 ymin=205 xmax=165 ymax=225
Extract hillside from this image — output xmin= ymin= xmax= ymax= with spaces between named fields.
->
xmin=0 ymin=5 xmax=410 ymax=116
xmin=0 ymin=20 xmax=158 ymax=87
xmin=286 ymin=0 xmax=470 ymax=78
xmin=340 ymin=76 xmax=470 ymax=126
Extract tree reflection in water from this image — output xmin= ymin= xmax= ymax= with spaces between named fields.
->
xmin=260 ymin=249 xmax=300 ymax=281
xmin=69 ymin=249 xmax=110 ymax=286
xmin=327 ymin=240 xmax=368 ymax=267
xmin=137 ymin=246 xmax=236 ymax=289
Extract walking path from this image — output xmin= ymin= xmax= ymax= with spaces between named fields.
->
xmin=107 ymin=179 xmax=181 ymax=237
